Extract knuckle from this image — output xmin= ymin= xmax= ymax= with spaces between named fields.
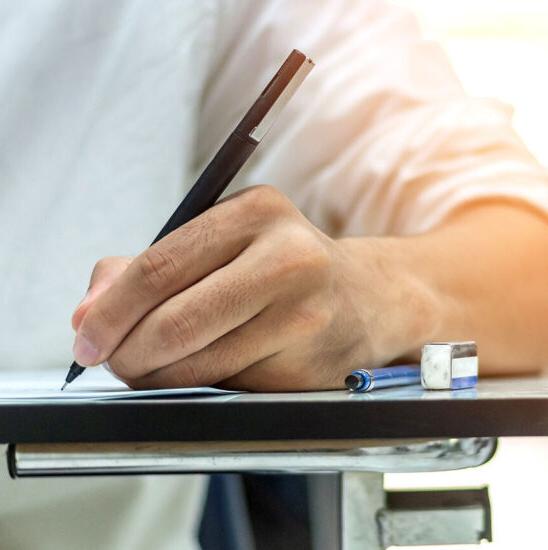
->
xmin=247 ymin=184 xmax=280 ymax=201
xmin=93 ymin=257 xmax=110 ymax=272
xmin=178 ymin=361 xmax=204 ymax=388
xmin=90 ymin=257 xmax=112 ymax=284
xmin=299 ymin=237 xmax=332 ymax=275
xmin=243 ymin=185 xmax=290 ymax=218
xmin=89 ymin=256 xmax=133 ymax=292
xmin=95 ymin=256 xmax=119 ymax=269
xmin=157 ymin=308 xmax=197 ymax=353
xmin=135 ymin=248 xmax=178 ymax=295
xmin=182 ymin=355 xmax=227 ymax=387
xmin=273 ymin=230 xmax=332 ymax=284
xmin=92 ymin=256 xmax=124 ymax=277
xmin=293 ymin=302 xmax=333 ymax=337
xmin=180 ymin=214 xmax=216 ymax=250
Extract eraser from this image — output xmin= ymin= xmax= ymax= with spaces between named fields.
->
xmin=421 ymin=341 xmax=478 ymax=390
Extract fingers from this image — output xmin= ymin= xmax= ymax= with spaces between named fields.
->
xmin=116 ymin=288 xmax=336 ymax=391
xmin=73 ymin=185 xmax=306 ymax=369
xmin=220 ymin=351 xmax=341 ymax=391
xmin=122 ymin=304 xmax=291 ymax=389
xmin=71 ymin=256 xmax=133 ymax=331
xmin=107 ymin=247 xmax=276 ymax=378
xmin=73 ymin=196 xmax=258 ymax=366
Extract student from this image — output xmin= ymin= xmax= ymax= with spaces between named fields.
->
xmin=1 ymin=0 xmax=547 ymax=548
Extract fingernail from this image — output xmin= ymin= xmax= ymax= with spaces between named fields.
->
xmin=73 ymin=333 xmax=100 ymax=366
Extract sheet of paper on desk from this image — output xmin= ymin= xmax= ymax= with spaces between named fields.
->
xmin=0 ymin=367 xmax=236 ymax=401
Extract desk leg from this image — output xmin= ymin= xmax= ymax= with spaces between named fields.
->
xmin=308 ymin=472 xmax=384 ymax=550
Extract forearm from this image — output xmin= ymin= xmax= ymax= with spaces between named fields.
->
xmin=346 ymin=203 xmax=548 ymax=375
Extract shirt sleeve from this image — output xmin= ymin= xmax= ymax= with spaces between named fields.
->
xmin=194 ymin=0 xmax=548 ymax=236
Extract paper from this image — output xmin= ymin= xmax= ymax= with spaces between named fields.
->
xmin=0 ymin=367 xmax=236 ymax=401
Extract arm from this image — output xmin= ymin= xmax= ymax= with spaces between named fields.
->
xmin=347 ymin=202 xmax=548 ymax=376
xmin=70 ymin=189 xmax=548 ymax=391
xmin=70 ymin=0 xmax=548 ymax=389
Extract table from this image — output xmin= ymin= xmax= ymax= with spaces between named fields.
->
xmin=3 ymin=375 xmax=548 ymax=549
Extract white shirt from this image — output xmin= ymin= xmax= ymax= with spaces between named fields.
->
xmin=0 ymin=1 xmax=547 ymax=548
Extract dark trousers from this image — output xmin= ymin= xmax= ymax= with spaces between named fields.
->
xmin=199 ymin=474 xmax=312 ymax=550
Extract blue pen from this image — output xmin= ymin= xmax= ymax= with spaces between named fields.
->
xmin=345 ymin=365 xmax=421 ymax=392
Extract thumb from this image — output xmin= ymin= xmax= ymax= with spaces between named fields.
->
xmin=72 ymin=256 xmax=133 ymax=331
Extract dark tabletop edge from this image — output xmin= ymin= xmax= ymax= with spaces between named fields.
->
xmin=1 ymin=397 xmax=547 ymax=443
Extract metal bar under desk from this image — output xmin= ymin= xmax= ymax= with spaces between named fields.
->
xmin=8 ymin=437 xmax=496 ymax=477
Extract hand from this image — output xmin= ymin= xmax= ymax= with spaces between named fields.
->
xmin=72 ymin=185 xmax=434 ymax=390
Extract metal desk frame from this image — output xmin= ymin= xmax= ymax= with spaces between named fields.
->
xmin=4 ymin=376 xmax=548 ymax=549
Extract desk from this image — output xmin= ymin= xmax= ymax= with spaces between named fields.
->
xmin=2 ymin=376 xmax=548 ymax=444
xmin=3 ymin=375 xmax=548 ymax=549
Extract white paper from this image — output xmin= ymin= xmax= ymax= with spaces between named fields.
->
xmin=0 ymin=367 xmax=236 ymax=401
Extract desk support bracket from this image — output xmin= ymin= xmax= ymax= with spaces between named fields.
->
xmin=7 ymin=437 xmax=497 ymax=478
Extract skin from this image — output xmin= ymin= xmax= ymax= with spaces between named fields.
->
xmin=71 ymin=185 xmax=548 ymax=391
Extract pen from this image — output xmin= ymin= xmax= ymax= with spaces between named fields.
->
xmin=345 ymin=365 xmax=421 ymax=393
xmin=61 ymin=49 xmax=315 ymax=390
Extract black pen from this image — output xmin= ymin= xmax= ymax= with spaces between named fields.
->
xmin=62 ymin=49 xmax=315 ymax=390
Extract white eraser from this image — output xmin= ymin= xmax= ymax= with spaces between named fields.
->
xmin=421 ymin=342 xmax=478 ymax=390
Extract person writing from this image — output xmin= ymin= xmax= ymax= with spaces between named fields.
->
xmin=71 ymin=38 xmax=548 ymax=392
xmin=1 ymin=1 xmax=547 ymax=548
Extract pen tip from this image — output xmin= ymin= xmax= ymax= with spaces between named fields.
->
xmin=61 ymin=382 xmax=68 ymax=392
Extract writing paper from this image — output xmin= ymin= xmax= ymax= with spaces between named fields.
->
xmin=0 ymin=366 xmax=235 ymax=401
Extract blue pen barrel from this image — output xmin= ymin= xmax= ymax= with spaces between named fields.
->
xmin=371 ymin=365 xmax=421 ymax=389
xmin=345 ymin=365 xmax=421 ymax=392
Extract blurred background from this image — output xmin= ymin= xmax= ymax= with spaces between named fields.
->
xmin=395 ymin=0 xmax=548 ymax=164
xmin=387 ymin=1 xmax=548 ymax=548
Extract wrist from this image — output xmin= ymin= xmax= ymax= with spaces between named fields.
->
xmin=337 ymin=236 xmax=442 ymax=366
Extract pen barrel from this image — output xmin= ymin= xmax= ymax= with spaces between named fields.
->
xmin=152 ymin=131 xmax=257 ymax=244
xmin=370 ymin=365 xmax=421 ymax=390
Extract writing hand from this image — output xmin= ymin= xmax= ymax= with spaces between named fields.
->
xmin=72 ymin=185 xmax=433 ymax=390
